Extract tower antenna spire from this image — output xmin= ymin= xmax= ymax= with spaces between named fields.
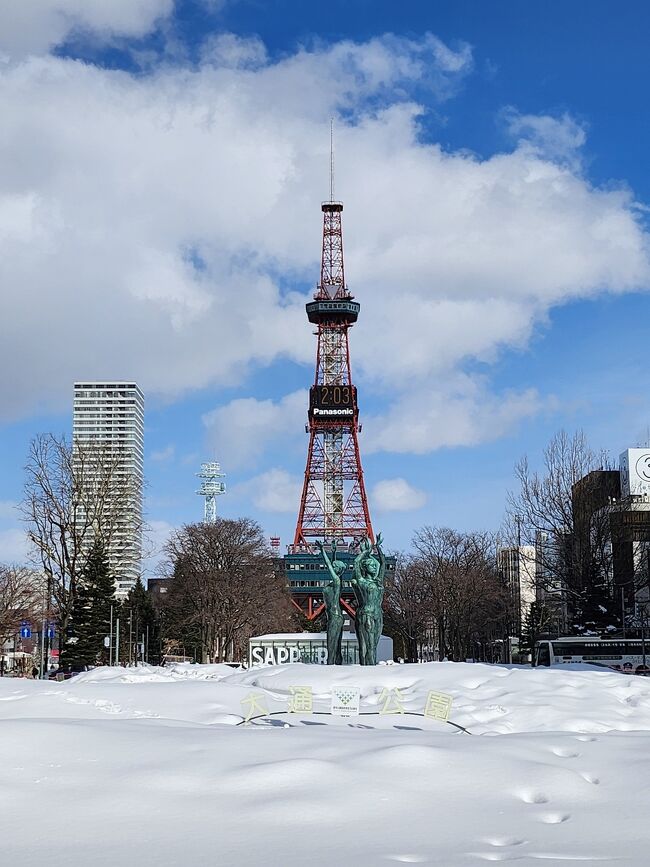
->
xmin=330 ymin=117 xmax=334 ymax=203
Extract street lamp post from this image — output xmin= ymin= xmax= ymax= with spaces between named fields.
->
xmin=39 ymin=572 xmax=52 ymax=678
xmin=644 ymin=548 xmax=650 ymax=673
xmin=109 ymin=604 xmax=113 ymax=666
xmin=641 ymin=603 xmax=647 ymax=673
xmin=513 ymin=515 xmax=523 ymax=662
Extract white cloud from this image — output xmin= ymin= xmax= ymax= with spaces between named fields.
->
xmin=0 ymin=501 xmax=18 ymax=520
xmin=203 ymin=391 xmax=307 ymax=470
xmin=150 ymin=444 xmax=175 ymax=463
xmin=0 ymin=528 xmax=30 ymax=564
xmin=200 ymin=33 xmax=267 ymax=69
xmin=428 ymin=34 xmax=473 ymax=74
xmin=364 ymin=377 xmax=545 ymax=454
xmin=234 ymin=468 xmax=302 ymax=513
xmin=505 ymin=109 xmax=587 ymax=167
xmin=143 ymin=519 xmax=176 ymax=577
xmin=371 ymin=478 xmax=427 ymax=512
xmin=0 ymin=28 xmax=648 ymax=460
xmin=0 ymin=0 xmax=174 ymax=60
xmin=198 ymin=0 xmax=228 ymax=10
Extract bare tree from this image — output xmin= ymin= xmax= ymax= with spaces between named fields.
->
xmin=21 ymin=433 xmax=142 ymax=649
xmin=412 ymin=527 xmax=511 ymax=661
xmin=506 ymin=429 xmax=615 ymax=630
xmin=383 ymin=554 xmax=435 ymax=662
xmin=0 ymin=565 xmax=43 ymax=648
xmin=163 ymin=518 xmax=295 ymax=663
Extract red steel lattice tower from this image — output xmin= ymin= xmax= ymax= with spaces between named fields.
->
xmin=293 ymin=197 xmax=374 ymax=549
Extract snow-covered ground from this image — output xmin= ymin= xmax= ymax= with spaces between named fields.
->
xmin=3 ymin=662 xmax=650 ymax=865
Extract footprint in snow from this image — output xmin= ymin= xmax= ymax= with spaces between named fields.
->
xmin=578 ymin=771 xmax=600 ymax=785
xmin=518 ymin=790 xmax=549 ymax=805
xmin=384 ymin=856 xmax=429 ymax=863
xmin=538 ymin=812 xmax=570 ymax=824
xmin=94 ymin=700 xmax=122 ymax=714
xmin=550 ymin=746 xmax=580 ymax=758
xmin=484 ymin=837 xmax=525 ymax=848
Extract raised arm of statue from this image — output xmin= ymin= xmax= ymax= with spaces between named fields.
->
xmin=375 ymin=532 xmax=386 ymax=580
xmin=353 ymin=549 xmax=368 ymax=583
xmin=317 ymin=539 xmax=342 ymax=585
xmin=316 ymin=539 xmax=334 ymax=577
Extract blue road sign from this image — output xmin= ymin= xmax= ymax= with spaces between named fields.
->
xmin=20 ymin=626 xmax=31 ymax=639
xmin=46 ymin=626 xmax=55 ymax=639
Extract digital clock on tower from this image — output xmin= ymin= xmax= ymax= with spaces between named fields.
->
xmin=309 ymin=384 xmax=356 ymax=417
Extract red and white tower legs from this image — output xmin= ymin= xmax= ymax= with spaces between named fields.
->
xmin=293 ymin=201 xmax=374 ymax=549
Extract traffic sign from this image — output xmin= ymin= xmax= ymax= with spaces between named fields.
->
xmin=20 ymin=626 xmax=31 ymax=639
xmin=46 ymin=626 xmax=55 ymax=639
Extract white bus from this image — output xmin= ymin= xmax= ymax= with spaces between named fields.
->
xmin=535 ymin=637 xmax=650 ymax=674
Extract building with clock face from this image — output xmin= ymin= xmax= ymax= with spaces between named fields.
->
xmin=566 ymin=452 xmax=650 ymax=629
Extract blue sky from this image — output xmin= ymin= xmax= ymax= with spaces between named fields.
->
xmin=2 ymin=0 xmax=650 ymax=572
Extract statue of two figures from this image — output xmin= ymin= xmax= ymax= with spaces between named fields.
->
xmin=316 ymin=534 xmax=386 ymax=666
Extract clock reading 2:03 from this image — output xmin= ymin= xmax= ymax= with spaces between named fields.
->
xmin=309 ymin=384 xmax=356 ymax=417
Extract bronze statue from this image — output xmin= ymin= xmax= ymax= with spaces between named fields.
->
xmin=316 ymin=541 xmax=345 ymax=665
xmin=351 ymin=534 xmax=385 ymax=665
xmin=317 ymin=535 xmax=386 ymax=666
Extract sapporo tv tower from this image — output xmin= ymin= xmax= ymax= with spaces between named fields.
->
xmin=281 ymin=139 xmax=388 ymax=621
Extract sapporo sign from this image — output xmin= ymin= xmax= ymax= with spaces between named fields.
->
xmin=249 ymin=644 xmax=329 ymax=665
xmin=250 ymin=645 xmax=305 ymax=665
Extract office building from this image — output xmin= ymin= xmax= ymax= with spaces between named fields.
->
xmin=573 ymin=456 xmax=650 ymax=623
xmin=73 ymin=381 xmax=144 ymax=598
xmin=497 ymin=545 xmax=536 ymax=634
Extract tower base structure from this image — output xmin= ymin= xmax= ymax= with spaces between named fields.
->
xmin=280 ymin=549 xmax=395 ymax=621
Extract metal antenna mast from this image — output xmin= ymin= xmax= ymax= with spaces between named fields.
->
xmin=196 ymin=461 xmax=226 ymax=523
xmin=330 ymin=117 xmax=334 ymax=202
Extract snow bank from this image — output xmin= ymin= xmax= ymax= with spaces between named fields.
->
xmin=19 ymin=660 xmax=647 ymax=734
xmin=71 ymin=662 xmax=239 ymax=685
xmin=222 ymin=660 xmax=650 ymax=734
xmin=2 ymin=661 xmax=650 ymax=865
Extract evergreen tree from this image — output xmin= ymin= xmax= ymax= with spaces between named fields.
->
xmin=520 ymin=602 xmax=553 ymax=664
xmin=123 ymin=578 xmax=158 ymax=664
xmin=67 ymin=542 xmax=114 ymax=668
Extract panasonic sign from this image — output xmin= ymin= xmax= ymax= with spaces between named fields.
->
xmin=312 ymin=407 xmax=354 ymax=416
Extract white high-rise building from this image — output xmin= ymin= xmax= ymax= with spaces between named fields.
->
xmin=73 ymin=381 xmax=144 ymax=598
